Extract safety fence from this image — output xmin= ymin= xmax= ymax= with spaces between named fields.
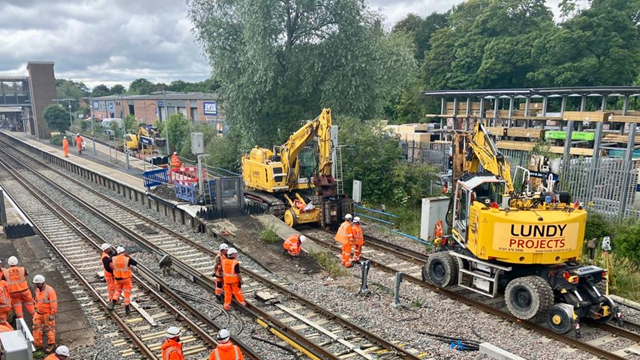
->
xmin=402 ymin=141 xmax=450 ymax=171
xmin=353 ymin=204 xmax=431 ymax=245
xmin=174 ymin=180 xmax=197 ymax=203
xmin=143 ymin=168 xmax=169 ymax=189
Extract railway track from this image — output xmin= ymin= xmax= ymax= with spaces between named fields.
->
xmin=0 ymin=154 xmax=263 ymax=359
xmin=0 ymin=140 xmax=425 ymax=360
xmin=301 ymin=229 xmax=640 ymax=360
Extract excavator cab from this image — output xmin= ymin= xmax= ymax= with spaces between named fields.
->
xmin=452 ymin=174 xmax=505 ymax=245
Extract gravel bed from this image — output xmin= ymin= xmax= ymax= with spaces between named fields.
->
xmin=361 ymin=222 xmax=432 ymax=255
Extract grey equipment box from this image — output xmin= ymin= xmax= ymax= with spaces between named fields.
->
xmin=1 ymin=318 xmax=34 ymax=360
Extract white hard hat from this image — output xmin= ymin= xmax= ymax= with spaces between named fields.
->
xmin=227 ymin=248 xmax=237 ymax=256
xmin=7 ymin=256 xmax=17 ymax=266
xmin=299 ymin=235 xmax=307 ymax=242
xmin=100 ymin=243 xmax=111 ymax=251
xmin=166 ymin=326 xmax=182 ymax=338
xmin=55 ymin=345 xmax=70 ymax=356
xmin=116 ymin=246 xmax=125 ymax=254
xmin=345 ymin=214 xmax=353 ymax=220
xmin=173 ymin=152 xmax=177 ymax=155
xmin=219 ymin=243 xmax=229 ymax=251
xmin=217 ymin=328 xmax=230 ymax=342
xmin=63 ymin=136 xmax=67 ymax=139
xmin=33 ymin=275 xmax=45 ymax=284
xmin=353 ymin=216 xmax=361 ymax=223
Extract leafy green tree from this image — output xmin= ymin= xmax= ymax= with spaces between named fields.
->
xmin=205 ymin=131 xmax=242 ymax=172
xmin=91 ymin=84 xmax=110 ymax=97
xmin=414 ymin=12 xmax=448 ymax=62
xmin=110 ymin=120 xmax=123 ymax=139
xmin=128 ymin=78 xmax=156 ymax=95
xmin=55 ymin=79 xmax=86 ymax=111
xmin=123 ymin=114 xmax=137 ymax=134
xmin=44 ymin=104 xmax=71 ymax=133
xmin=110 ymin=84 xmax=126 ymax=95
xmin=612 ymin=221 xmax=640 ymax=265
xmin=188 ymin=0 xmax=416 ymax=148
xmin=165 ymin=113 xmax=190 ymax=154
xmin=393 ymin=13 xmax=423 ymax=35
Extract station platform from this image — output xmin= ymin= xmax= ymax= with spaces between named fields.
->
xmin=1 ymin=185 xmax=30 ymax=229
xmin=1 ymin=130 xmax=146 ymax=191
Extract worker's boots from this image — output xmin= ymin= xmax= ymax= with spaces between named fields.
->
xmin=125 ymin=305 xmax=130 ymax=315
xmin=108 ymin=300 xmax=116 ymax=311
xmin=45 ymin=344 xmax=56 ymax=353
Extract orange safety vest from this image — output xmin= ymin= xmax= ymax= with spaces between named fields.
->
xmin=352 ymin=224 xmax=364 ymax=246
xmin=335 ymin=221 xmax=353 ymax=245
xmin=162 ymin=338 xmax=185 ymax=360
xmin=283 ymin=235 xmax=301 ymax=252
xmin=113 ymin=255 xmax=132 ymax=279
xmin=101 ymin=252 xmax=113 ymax=275
xmin=62 ymin=138 xmax=69 ymax=150
xmin=222 ymin=258 xmax=239 ymax=285
xmin=0 ymin=280 xmax=11 ymax=310
xmin=76 ymin=136 xmax=82 ymax=148
xmin=35 ymin=284 xmax=58 ymax=315
xmin=3 ymin=266 xmax=28 ymax=293
xmin=214 ymin=252 xmax=227 ymax=277
xmin=171 ymin=155 xmax=182 ymax=168
xmin=209 ymin=342 xmax=243 ymax=360
xmin=44 ymin=355 xmax=61 ymax=360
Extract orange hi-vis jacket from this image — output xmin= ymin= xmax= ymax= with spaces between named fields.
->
xmin=35 ymin=284 xmax=58 ymax=315
xmin=171 ymin=154 xmax=182 ymax=168
xmin=0 ymin=280 xmax=11 ymax=310
xmin=3 ymin=266 xmax=28 ymax=293
xmin=222 ymin=258 xmax=240 ymax=285
xmin=162 ymin=338 xmax=184 ymax=360
xmin=209 ymin=342 xmax=244 ymax=360
xmin=335 ymin=221 xmax=354 ymax=245
xmin=101 ymin=252 xmax=112 ymax=274
xmin=113 ymin=255 xmax=132 ymax=279
xmin=283 ymin=235 xmax=301 ymax=254
xmin=352 ymin=224 xmax=364 ymax=246
xmin=214 ymin=252 xmax=227 ymax=277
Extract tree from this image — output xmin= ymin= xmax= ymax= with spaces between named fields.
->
xmin=44 ymin=104 xmax=71 ymax=133
xmin=55 ymin=80 xmax=84 ymax=111
xmin=393 ymin=13 xmax=423 ymax=35
xmin=128 ymin=78 xmax=156 ymax=95
xmin=123 ymin=114 xmax=137 ymax=134
xmin=165 ymin=113 xmax=190 ymax=154
xmin=91 ymin=84 xmax=110 ymax=97
xmin=110 ymin=84 xmax=126 ymax=95
xmin=188 ymin=0 xmax=416 ymax=147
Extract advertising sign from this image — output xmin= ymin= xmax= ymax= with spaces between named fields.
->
xmin=493 ymin=222 xmax=579 ymax=254
xmin=92 ymin=101 xmax=99 ymax=110
xmin=203 ymin=101 xmax=218 ymax=116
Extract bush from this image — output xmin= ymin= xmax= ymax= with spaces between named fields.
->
xmin=611 ymin=221 xmax=640 ymax=265
xmin=259 ymin=225 xmax=279 ymax=244
xmin=44 ymin=104 xmax=71 ymax=133
xmin=50 ymin=134 xmax=64 ymax=146
xmin=310 ymin=250 xmax=347 ymax=277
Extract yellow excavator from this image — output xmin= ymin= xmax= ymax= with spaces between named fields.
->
xmin=242 ymin=108 xmax=351 ymax=227
xmin=124 ymin=126 xmax=166 ymax=156
xmin=423 ymin=121 xmax=622 ymax=337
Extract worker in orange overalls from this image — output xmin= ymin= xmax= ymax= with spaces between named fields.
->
xmin=33 ymin=275 xmax=58 ymax=353
xmin=75 ymin=133 xmax=83 ymax=155
xmin=44 ymin=346 xmax=69 ymax=360
xmin=213 ymin=243 xmax=229 ymax=302
xmin=283 ymin=234 xmax=305 ymax=257
xmin=100 ymin=243 xmax=116 ymax=302
xmin=0 ymin=322 xmax=13 ymax=333
xmin=161 ymin=326 xmax=185 ymax=360
xmin=2 ymin=256 xmax=35 ymax=319
xmin=335 ymin=214 xmax=354 ymax=267
xmin=62 ymin=136 xmax=69 ymax=157
xmin=222 ymin=248 xmax=246 ymax=311
xmin=210 ymin=329 xmax=245 ymax=360
xmin=352 ymin=217 xmax=364 ymax=263
xmin=171 ymin=152 xmax=182 ymax=169
xmin=108 ymin=246 xmax=137 ymax=315
xmin=0 ymin=277 xmax=12 ymax=325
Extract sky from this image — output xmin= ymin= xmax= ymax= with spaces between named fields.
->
xmin=0 ymin=0 xmax=561 ymax=90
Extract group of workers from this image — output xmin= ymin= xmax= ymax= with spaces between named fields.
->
xmin=162 ymin=327 xmax=244 ymax=360
xmin=0 ymin=256 xmax=70 ymax=357
xmin=335 ymin=214 xmax=364 ymax=267
xmin=100 ymin=243 xmax=137 ymax=315
xmin=61 ymin=134 xmax=84 ymax=158
xmin=212 ymin=244 xmax=247 ymax=310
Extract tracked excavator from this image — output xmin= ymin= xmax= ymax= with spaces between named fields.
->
xmin=423 ymin=121 xmax=622 ymax=337
xmin=241 ymin=108 xmax=351 ymax=227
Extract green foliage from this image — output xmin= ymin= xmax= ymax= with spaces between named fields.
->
xmin=55 ymin=79 xmax=87 ymax=111
xmin=123 ymin=114 xmax=137 ymax=134
xmin=584 ymin=212 xmax=615 ymax=242
xmin=259 ymin=224 xmax=279 ymax=244
xmin=165 ymin=113 xmax=190 ymax=154
xmin=109 ymin=121 xmax=123 ymax=138
xmin=390 ymin=163 xmax=438 ymax=206
xmin=180 ymin=122 xmax=218 ymax=162
xmin=128 ymin=78 xmax=156 ymax=95
xmin=188 ymin=0 xmax=417 ymax=147
xmin=44 ymin=104 xmax=71 ymax=133
xmin=310 ymin=250 xmax=347 ymax=277
xmin=50 ymin=134 xmax=64 ymax=146
xmin=205 ymin=131 xmax=242 ymax=172
xmin=611 ymin=221 xmax=640 ymax=265
xmin=110 ymin=84 xmax=126 ymax=95
xmin=91 ymin=84 xmax=110 ymax=97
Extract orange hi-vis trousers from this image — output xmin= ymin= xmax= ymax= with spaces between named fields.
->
xmin=341 ymin=243 xmax=353 ymax=267
xmin=353 ymin=243 xmax=363 ymax=261
xmin=11 ymin=289 xmax=35 ymax=318
xmin=33 ymin=312 xmax=55 ymax=347
xmin=223 ymin=283 xmax=245 ymax=310
xmin=0 ymin=306 xmax=10 ymax=324
xmin=114 ymin=278 xmax=132 ymax=306
xmin=105 ymin=273 xmax=115 ymax=301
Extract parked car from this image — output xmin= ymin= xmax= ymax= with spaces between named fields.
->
xmin=100 ymin=118 xmax=123 ymax=135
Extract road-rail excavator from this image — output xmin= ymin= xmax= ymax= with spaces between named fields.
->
xmin=423 ymin=121 xmax=622 ymax=337
xmin=241 ymin=108 xmax=351 ymax=228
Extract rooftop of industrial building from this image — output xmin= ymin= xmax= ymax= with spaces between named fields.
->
xmin=90 ymin=92 xmax=218 ymax=101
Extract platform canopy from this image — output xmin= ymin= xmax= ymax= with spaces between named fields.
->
xmin=0 ymin=107 xmax=23 ymax=113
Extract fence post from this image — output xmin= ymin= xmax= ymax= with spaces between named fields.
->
xmin=391 ymin=272 xmax=403 ymax=308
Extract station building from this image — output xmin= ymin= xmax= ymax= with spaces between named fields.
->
xmin=91 ymin=92 xmax=227 ymax=135
xmin=0 ymin=61 xmax=57 ymax=139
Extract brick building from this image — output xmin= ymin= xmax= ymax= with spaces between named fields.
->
xmin=91 ymin=92 xmax=227 ymax=135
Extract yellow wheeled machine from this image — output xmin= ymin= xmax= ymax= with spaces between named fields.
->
xmin=242 ymin=109 xmax=351 ymax=227
xmin=424 ymin=121 xmax=622 ymax=337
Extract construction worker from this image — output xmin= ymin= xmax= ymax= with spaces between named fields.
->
xmin=75 ymin=133 xmax=83 ymax=155
xmin=109 ymin=246 xmax=137 ymax=315
xmin=171 ymin=152 xmax=182 ymax=169
xmin=161 ymin=326 xmax=185 ymax=360
xmin=335 ymin=214 xmax=354 ymax=267
xmin=100 ymin=243 xmax=116 ymax=302
xmin=0 ymin=277 xmax=11 ymax=325
xmin=0 ymin=321 xmax=13 ymax=333
xmin=2 ymin=256 xmax=35 ymax=319
xmin=222 ymin=248 xmax=246 ymax=311
xmin=352 ymin=217 xmax=364 ymax=263
xmin=44 ymin=345 xmax=69 ymax=360
xmin=283 ymin=234 xmax=305 ymax=257
xmin=62 ymin=136 xmax=69 ymax=157
xmin=33 ymin=275 xmax=58 ymax=352
xmin=209 ymin=329 xmax=245 ymax=360
xmin=213 ymin=243 xmax=229 ymax=301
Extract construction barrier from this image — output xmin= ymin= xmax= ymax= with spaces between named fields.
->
xmin=174 ymin=180 xmax=197 ymax=203
xmin=170 ymin=167 xmax=206 ymax=184
xmin=143 ymin=168 xmax=169 ymax=189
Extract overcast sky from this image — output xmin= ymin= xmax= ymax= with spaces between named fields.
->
xmin=0 ymin=0 xmax=560 ymax=89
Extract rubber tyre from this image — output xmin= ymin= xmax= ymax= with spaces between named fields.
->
xmin=547 ymin=304 xmax=574 ymax=334
xmin=505 ymin=275 xmax=553 ymax=320
xmin=423 ymin=252 xmax=458 ymax=287
xmin=284 ymin=209 xmax=297 ymax=227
